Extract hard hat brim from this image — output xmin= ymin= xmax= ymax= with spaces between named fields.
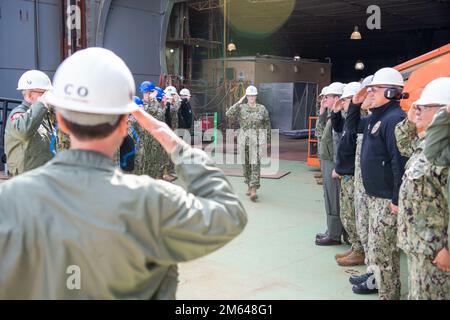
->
xmin=412 ymin=98 xmax=447 ymax=106
xmin=17 ymin=85 xmax=53 ymax=91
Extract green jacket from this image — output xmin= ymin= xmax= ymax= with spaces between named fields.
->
xmin=423 ymin=107 xmax=450 ymax=240
xmin=317 ymin=110 xmax=334 ymax=162
xmin=0 ymin=145 xmax=247 ymax=299
xmin=4 ymin=100 xmax=54 ymax=176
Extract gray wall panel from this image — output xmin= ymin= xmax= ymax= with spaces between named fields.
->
xmin=0 ymin=0 xmax=37 ymax=70
xmin=37 ymin=1 xmax=61 ymax=71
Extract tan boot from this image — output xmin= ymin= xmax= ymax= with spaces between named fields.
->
xmin=335 ymin=248 xmax=352 ymax=260
xmin=250 ymin=187 xmax=258 ymax=202
xmin=336 ymin=251 xmax=365 ymax=266
xmin=246 ymin=186 xmax=251 ymax=196
xmin=316 ymin=178 xmax=323 ymax=185
xmin=313 ymin=172 xmax=322 ymax=179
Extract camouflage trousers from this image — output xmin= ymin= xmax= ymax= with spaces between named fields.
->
xmin=354 ymin=135 xmax=369 ymax=261
xmin=133 ymin=130 xmax=164 ymax=179
xmin=340 ymin=175 xmax=364 ymax=254
xmin=367 ymin=195 xmax=401 ymax=300
xmin=243 ymin=144 xmax=261 ymax=189
xmin=407 ymin=252 xmax=450 ymax=300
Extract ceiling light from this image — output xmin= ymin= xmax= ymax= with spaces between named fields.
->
xmin=227 ymin=42 xmax=236 ymax=52
xmin=350 ymin=26 xmax=362 ymax=40
xmin=355 ymin=60 xmax=365 ymax=70
xmin=169 ymin=49 xmax=174 ymax=53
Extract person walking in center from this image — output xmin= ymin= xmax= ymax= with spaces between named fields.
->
xmin=226 ymin=85 xmax=271 ymax=202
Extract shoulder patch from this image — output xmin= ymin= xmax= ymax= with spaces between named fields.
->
xmin=10 ymin=112 xmax=24 ymax=121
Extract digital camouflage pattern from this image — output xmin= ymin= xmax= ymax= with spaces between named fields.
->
xmin=340 ymin=175 xmax=364 ymax=254
xmin=226 ymin=102 xmax=271 ymax=189
xmin=395 ymin=118 xmax=449 ymax=299
xmin=366 ymin=195 xmax=401 ymax=300
xmin=132 ymin=99 xmax=165 ymax=178
xmin=354 ymin=134 xmax=370 ymax=259
xmin=407 ymin=252 xmax=450 ymax=300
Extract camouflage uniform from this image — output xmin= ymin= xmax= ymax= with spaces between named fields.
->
xmin=366 ymin=194 xmax=401 ymax=299
xmin=340 ymin=174 xmax=364 ymax=254
xmin=132 ymin=99 xmax=165 ymax=178
xmin=162 ymin=102 xmax=179 ymax=177
xmin=354 ymin=133 xmax=370 ymax=259
xmin=226 ymin=102 xmax=271 ymax=189
xmin=395 ymin=118 xmax=449 ymax=300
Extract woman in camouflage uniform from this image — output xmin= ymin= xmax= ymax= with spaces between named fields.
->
xmin=226 ymin=85 xmax=271 ymax=202
xmin=395 ymin=87 xmax=449 ymax=299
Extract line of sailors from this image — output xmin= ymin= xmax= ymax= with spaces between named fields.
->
xmin=315 ymin=67 xmax=449 ymax=300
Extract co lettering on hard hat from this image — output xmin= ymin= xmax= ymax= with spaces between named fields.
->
xmin=45 ymin=47 xmax=137 ymax=115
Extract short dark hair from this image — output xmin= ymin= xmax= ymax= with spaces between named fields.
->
xmin=61 ymin=115 xmax=124 ymax=141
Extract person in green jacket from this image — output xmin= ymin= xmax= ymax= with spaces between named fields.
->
xmin=0 ymin=48 xmax=247 ymax=299
xmin=4 ymin=70 xmax=54 ymax=176
xmin=422 ymin=77 xmax=450 ymax=275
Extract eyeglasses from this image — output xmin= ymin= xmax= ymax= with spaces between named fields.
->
xmin=367 ymin=86 xmax=391 ymax=92
xmin=412 ymin=104 xmax=444 ymax=113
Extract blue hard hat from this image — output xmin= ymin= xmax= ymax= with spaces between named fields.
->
xmin=155 ymin=87 xmax=165 ymax=102
xmin=133 ymin=96 xmax=144 ymax=106
xmin=139 ymin=81 xmax=155 ymax=93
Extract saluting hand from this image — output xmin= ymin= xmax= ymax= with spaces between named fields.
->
xmin=352 ymin=87 xmax=368 ymax=105
xmin=132 ymin=108 xmax=183 ymax=154
xmin=238 ymin=95 xmax=246 ymax=104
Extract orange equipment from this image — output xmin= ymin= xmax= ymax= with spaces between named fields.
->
xmin=395 ymin=43 xmax=450 ymax=111
xmin=307 ymin=116 xmax=320 ymax=167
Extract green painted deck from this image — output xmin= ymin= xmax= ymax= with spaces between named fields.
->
xmin=177 ymin=158 xmax=409 ymax=300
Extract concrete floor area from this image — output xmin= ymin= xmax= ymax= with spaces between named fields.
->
xmin=177 ymin=153 xmax=409 ymax=300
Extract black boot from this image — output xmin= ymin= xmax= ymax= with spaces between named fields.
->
xmin=349 ymin=272 xmax=372 ymax=285
xmin=352 ymin=274 xmax=378 ymax=295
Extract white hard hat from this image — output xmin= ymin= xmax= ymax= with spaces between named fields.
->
xmin=319 ymin=86 xmax=328 ymax=97
xmin=361 ymin=75 xmax=374 ymax=88
xmin=165 ymin=86 xmax=177 ymax=95
xmin=180 ymin=88 xmax=191 ymax=96
xmin=325 ymin=82 xmax=345 ymax=96
xmin=46 ymin=47 xmax=137 ymax=115
xmin=341 ymin=82 xmax=361 ymax=99
xmin=245 ymin=85 xmax=258 ymax=96
xmin=17 ymin=70 xmax=53 ymax=91
xmin=413 ymin=77 xmax=450 ymax=106
xmin=368 ymin=68 xmax=404 ymax=87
